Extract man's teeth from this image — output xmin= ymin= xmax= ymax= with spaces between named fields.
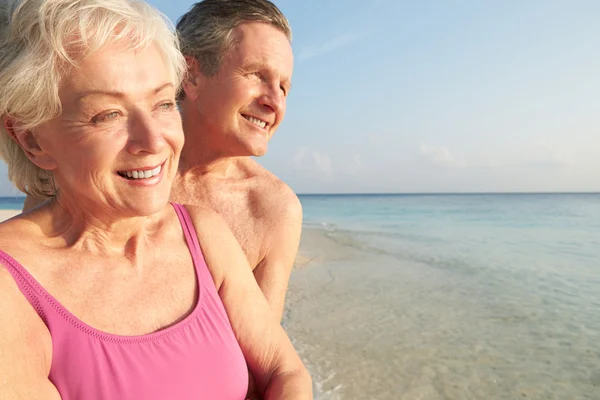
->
xmin=246 ymin=116 xmax=267 ymax=129
xmin=122 ymin=166 xmax=161 ymax=179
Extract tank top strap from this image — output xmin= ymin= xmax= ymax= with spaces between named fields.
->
xmin=171 ymin=203 xmax=214 ymax=288
xmin=0 ymin=249 xmax=49 ymax=323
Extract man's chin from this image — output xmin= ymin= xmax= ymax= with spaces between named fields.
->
xmin=244 ymin=141 xmax=268 ymax=157
xmin=250 ymin=147 xmax=268 ymax=157
xmin=229 ymin=135 xmax=269 ymax=157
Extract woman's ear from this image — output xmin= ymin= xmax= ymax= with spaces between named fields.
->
xmin=3 ymin=117 xmax=58 ymax=170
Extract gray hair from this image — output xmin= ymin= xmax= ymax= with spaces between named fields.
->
xmin=176 ymin=0 xmax=291 ymax=78
xmin=0 ymin=0 xmax=186 ymax=198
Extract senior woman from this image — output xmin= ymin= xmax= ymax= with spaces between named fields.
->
xmin=0 ymin=0 xmax=311 ymax=399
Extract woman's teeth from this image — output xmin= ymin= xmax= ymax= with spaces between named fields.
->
xmin=119 ymin=165 xmax=161 ymax=180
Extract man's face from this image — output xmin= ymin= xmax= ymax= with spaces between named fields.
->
xmin=184 ymin=22 xmax=293 ymax=157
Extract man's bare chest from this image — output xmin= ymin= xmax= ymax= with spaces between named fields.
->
xmin=171 ymin=180 xmax=268 ymax=269
xmin=211 ymin=202 xmax=265 ymax=269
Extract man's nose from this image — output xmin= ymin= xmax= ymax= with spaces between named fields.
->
xmin=258 ymin=82 xmax=285 ymax=116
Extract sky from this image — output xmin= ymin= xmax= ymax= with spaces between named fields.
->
xmin=1 ymin=0 xmax=599 ymax=195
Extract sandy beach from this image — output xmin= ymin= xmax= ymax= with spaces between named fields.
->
xmin=283 ymin=219 xmax=600 ymax=400
xmin=0 ymin=209 xmax=19 ymax=222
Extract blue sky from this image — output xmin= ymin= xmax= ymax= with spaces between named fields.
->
xmin=1 ymin=0 xmax=598 ymax=195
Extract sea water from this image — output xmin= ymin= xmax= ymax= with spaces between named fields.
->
xmin=286 ymin=193 xmax=600 ymax=399
xmin=0 ymin=196 xmax=25 ymax=210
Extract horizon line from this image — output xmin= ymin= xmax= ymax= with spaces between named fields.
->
xmin=295 ymin=191 xmax=600 ymax=196
xmin=1 ymin=190 xmax=599 ymax=199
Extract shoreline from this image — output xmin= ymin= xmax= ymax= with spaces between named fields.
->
xmin=293 ymin=225 xmax=372 ymax=270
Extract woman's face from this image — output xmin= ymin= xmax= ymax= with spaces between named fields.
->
xmin=34 ymin=42 xmax=183 ymax=217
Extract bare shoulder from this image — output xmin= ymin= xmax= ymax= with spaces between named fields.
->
xmin=0 ymin=240 xmax=55 ymax=398
xmin=0 ymin=217 xmax=48 ymax=330
xmin=0 ymin=214 xmax=37 ymax=250
xmin=181 ymin=203 xmax=247 ymax=287
xmin=182 ymin=202 xmax=225 ymax=229
xmin=246 ymin=160 xmax=302 ymax=222
xmin=0 ymin=262 xmax=46 ymax=333
xmin=176 ymin=203 xmax=228 ymax=244
xmin=0 ymin=207 xmax=53 ymax=254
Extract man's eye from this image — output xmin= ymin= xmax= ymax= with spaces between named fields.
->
xmin=248 ymin=71 xmax=261 ymax=80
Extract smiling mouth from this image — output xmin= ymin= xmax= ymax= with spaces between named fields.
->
xmin=242 ymin=114 xmax=269 ymax=129
xmin=117 ymin=165 xmax=162 ymax=180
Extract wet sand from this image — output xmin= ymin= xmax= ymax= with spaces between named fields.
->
xmin=284 ymin=227 xmax=599 ymax=400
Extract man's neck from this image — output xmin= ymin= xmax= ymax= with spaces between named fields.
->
xmin=178 ymin=150 xmax=248 ymax=179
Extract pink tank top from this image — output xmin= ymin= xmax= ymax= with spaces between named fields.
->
xmin=0 ymin=203 xmax=248 ymax=399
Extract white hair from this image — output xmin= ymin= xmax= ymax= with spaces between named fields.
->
xmin=0 ymin=0 xmax=186 ymax=197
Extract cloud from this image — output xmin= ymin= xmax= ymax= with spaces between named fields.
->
xmin=298 ymin=32 xmax=360 ymax=62
xmin=293 ymin=146 xmax=334 ymax=179
xmin=419 ymin=143 xmax=468 ymax=168
xmin=418 ymin=140 xmax=572 ymax=171
xmin=523 ymin=140 xmax=571 ymax=167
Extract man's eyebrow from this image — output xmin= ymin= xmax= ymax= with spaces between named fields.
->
xmin=242 ymin=60 xmax=267 ymax=70
xmin=243 ymin=61 xmax=292 ymax=89
xmin=76 ymin=82 xmax=174 ymax=102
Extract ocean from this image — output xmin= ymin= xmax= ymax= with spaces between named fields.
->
xmin=0 ymin=196 xmax=25 ymax=210
xmin=286 ymin=193 xmax=600 ymax=399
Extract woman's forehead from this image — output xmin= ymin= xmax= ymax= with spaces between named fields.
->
xmin=59 ymin=43 xmax=174 ymax=101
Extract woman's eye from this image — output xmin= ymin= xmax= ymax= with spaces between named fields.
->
xmin=158 ymin=102 xmax=175 ymax=111
xmin=91 ymin=111 xmax=120 ymax=124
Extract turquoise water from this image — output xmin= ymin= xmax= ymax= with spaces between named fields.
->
xmin=0 ymin=196 xmax=25 ymax=210
xmin=288 ymin=193 xmax=600 ymax=399
xmin=299 ymin=193 xmax=600 ymax=283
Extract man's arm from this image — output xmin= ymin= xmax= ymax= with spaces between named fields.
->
xmin=252 ymin=193 xmax=303 ymax=321
xmin=22 ymin=194 xmax=48 ymax=212
xmin=0 ymin=267 xmax=61 ymax=400
xmin=189 ymin=205 xmax=312 ymax=399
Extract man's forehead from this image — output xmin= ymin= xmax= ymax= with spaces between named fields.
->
xmin=230 ymin=28 xmax=292 ymax=61
xmin=230 ymin=22 xmax=291 ymax=52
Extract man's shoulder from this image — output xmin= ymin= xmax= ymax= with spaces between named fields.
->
xmin=246 ymin=161 xmax=302 ymax=219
